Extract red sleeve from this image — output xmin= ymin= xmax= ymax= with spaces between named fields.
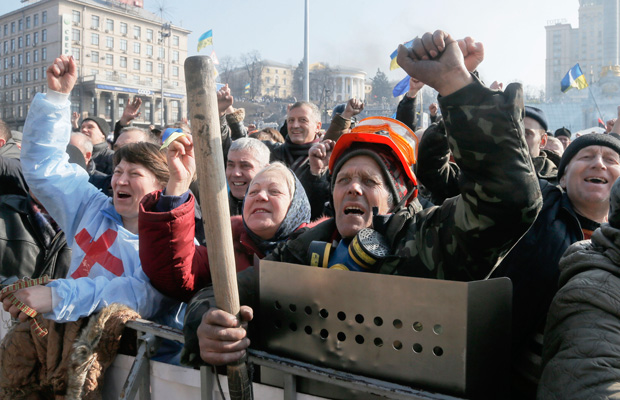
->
xmin=139 ymin=190 xmax=212 ymax=303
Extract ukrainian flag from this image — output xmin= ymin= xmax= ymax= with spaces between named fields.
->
xmin=244 ymin=83 xmax=250 ymax=94
xmin=197 ymin=30 xmax=213 ymax=52
xmin=389 ymin=39 xmax=414 ymax=70
xmin=561 ymin=63 xmax=588 ymax=93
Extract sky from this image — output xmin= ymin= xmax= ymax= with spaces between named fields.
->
xmin=1 ymin=0 xmax=581 ymax=91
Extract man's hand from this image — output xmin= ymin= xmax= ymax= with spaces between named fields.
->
xmin=429 ymin=102 xmax=438 ymax=117
xmin=197 ymin=306 xmax=253 ymax=366
xmin=397 ymin=30 xmax=474 ymax=96
xmin=490 ymin=81 xmax=504 ymax=91
xmin=458 ymin=37 xmax=484 ymax=72
xmin=407 ymin=78 xmax=425 ymax=98
xmin=47 ymin=55 xmax=77 ymax=94
xmin=217 ymin=84 xmax=234 ymax=117
xmin=165 ymin=135 xmax=195 ymax=196
xmin=341 ymin=99 xmax=364 ymax=120
xmin=309 ymin=139 xmax=335 ymax=176
xmin=120 ymin=97 xmax=142 ymax=126
xmin=71 ymin=111 xmax=80 ymax=130
xmin=1 ymin=286 xmax=53 ymax=322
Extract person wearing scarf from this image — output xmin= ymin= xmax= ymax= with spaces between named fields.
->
xmin=139 ymin=133 xmax=315 ymax=303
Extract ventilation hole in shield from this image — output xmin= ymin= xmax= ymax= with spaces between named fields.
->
xmin=337 ymin=332 xmax=346 ymax=341
xmin=355 ymin=314 xmax=364 ymax=324
xmin=320 ymin=329 xmax=329 ymax=339
xmin=274 ymin=301 xmax=282 ymax=310
xmin=274 ymin=320 xmax=282 ymax=329
xmin=337 ymin=311 xmax=346 ymax=321
xmin=355 ymin=335 xmax=365 ymax=344
xmin=304 ymin=326 xmax=312 ymax=335
xmin=433 ymin=324 xmax=443 ymax=335
xmin=289 ymin=304 xmax=297 ymax=312
xmin=374 ymin=316 xmax=383 ymax=326
xmin=289 ymin=322 xmax=297 ymax=331
xmin=304 ymin=306 xmax=312 ymax=315
xmin=433 ymin=346 xmax=444 ymax=356
xmin=393 ymin=340 xmax=403 ymax=350
xmin=374 ymin=337 xmax=383 ymax=347
xmin=413 ymin=343 xmax=423 ymax=353
xmin=319 ymin=309 xmax=329 ymax=319
xmin=393 ymin=319 xmax=403 ymax=329
xmin=412 ymin=321 xmax=423 ymax=332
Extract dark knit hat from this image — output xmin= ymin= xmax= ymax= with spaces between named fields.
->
xmin=82 ymin=116 xmax=110 ymax=137
xmin=524 ymin=106 xmax=548 ymax=132
xmin=557 ymin=133 xmax=620 ymax=179
xmin=331 ymin=143 xmax=413 ymax=211
xmin=554 ymin=127 xmax=571 ymax=139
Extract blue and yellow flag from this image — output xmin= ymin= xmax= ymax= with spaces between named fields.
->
xmin=197 ymin=30 xmax=213 ymax=52
xmin=561 ymin=63 xmax=588 ymax=93
xmin=244 ymin=83 xmax=250 ymax=94
xmin=392 ymin=75 xmax=410 ymax=97
xmin=389 ymin=39 xmax=414 ymax=70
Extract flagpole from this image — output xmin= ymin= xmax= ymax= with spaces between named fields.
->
xmin=303 ymin=0 xmax=309 ymax=102
xmin=587 ymin=86 xmax=605 ymax=126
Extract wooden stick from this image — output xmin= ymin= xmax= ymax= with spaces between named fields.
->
xmin=184 ymin=56 xmax=253 ymax=400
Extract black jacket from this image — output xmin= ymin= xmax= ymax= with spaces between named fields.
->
xmin=0 ymin=194 xmax=72 ymax=279
xmin=92 ymin=142 xmax=114 ymax=175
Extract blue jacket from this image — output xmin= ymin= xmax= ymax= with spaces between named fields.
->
xmin=21 ymin=92 xmax=182 ymax=325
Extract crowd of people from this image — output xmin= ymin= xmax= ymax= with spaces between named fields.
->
xmin=0 ymin=28 xmax=620 ymax=399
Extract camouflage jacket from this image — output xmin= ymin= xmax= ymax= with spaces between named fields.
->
xmin=181 ymin=77 xmax=543 ymax=367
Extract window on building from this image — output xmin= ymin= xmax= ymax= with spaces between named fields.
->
xmin=106 ymin=19 xmax=113 ymax=32
xmin=72 ymin=11 xmax=80 ymax=24
xmin=18 ymin=71 xmax=23 ymax=82
xmin=33 ymin=49 xmax=38 ymax=62
xmin=2 ymin=42 xmax=6 ymax=54
xmin=120 ymin=39 xmax=127 ymax=51
xmin=133 ymin=59 xmax=140 ymax=70
xmin=3 ymin=75 xmax=7 ymax=86
xmin=91 ymin=50 xmax=99 ymax=63
xmin=42 ymin=29 xmax=47 ymax=42
xmin=72 ymin=48 xmax=80 ymax=60
xmin=172 ymin=66 xmax=178 ymax=77
xmin=172 ymin=35 xmax=179 ymax=46
xmin=158 ymin=63 xmax=163 ymax=74
xmin=26 ymin=17 xmax=31 ymax=29
xmin=120 ymin=22 xmax=127 ymax=35
xmin=18 ymin=37 xmax=23 ymax=49
xmin=25 ymin=34 xmax=30 ymax=46
xmin=10 ymin=56 xmax=15 ymax=67
xmin=133 ymin=74 xmax=140 ymax=83
xmin=106 ymin=54 xmax=113 ymax=65
xmin=26 ymin=69 xmax=30 ymax=81
xmin=144 ymin=100 xmax=151 ymax=120
xmin=158 ymin=47 xmax=164 ymax=59
xmin=91 ymin=70 xmax=98 ymax=77
xmin=134 ymin=42 xmax=140 ymax=54
xmin=106 ymin=70 xmax=114 ymax=80
xmin=18 ymin=53 xmax=22 ymax=67
xmin=42 ymin=12 xmax=47 ymax=24
xmin=91 ymin=33 xmax=99 ymax=45
xmin=72 ymin=28 xmax=80 ymax=42
xmin=120 ymin=56 xmax=127 ymax=68
xmin=172 ymin=50 xmax=179 ymax=62
xmin=3 ymin=58 xmax=6 ymax=69
xmin=146 ymin=29 xmax=153 ymax=42
xmin=146 ymin=44 xmax=153 ymax=56
xmin=3 ymin=25 xmax=7 ymax=36
xmin=33 ymin=32 xmax=38 ymax=44
xmin=25 ymin=51 xmax=30 ymax=64
xmin=41 ymin=47 xmax=46 ymax=60
xmin=26 ymin=87 xmax=30 ymax=99
xmin=92 ymin=15 xmax=99 ymax=29
xmin=283 ymin=78 xmax=287 ymax=85
xmin=146 ymin=60 xmax=152 ymax=72
xmin=266 ymin=77 xmax=270 ymax=83
xmin=120 ymin=73 xmax=127 ymax=80
xmin=18 ymin=19 xmax=23 ymax=32
xmin=106 ymin=36 xmax=113 ymax=48
xmin=10 ymin=39 xmax=14 ymax=51
xmin=133 ymin=26 xmax=140 ymax=39
xmin=11 ymin=22 xmax=15 ymax=34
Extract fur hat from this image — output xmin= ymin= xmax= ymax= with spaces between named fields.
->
xmin=524 ymin=106 xmax=548 ymax=132
xmin=81 ymin=116 xmax=110 ymax=137
xmin=557 ymin=133 xmax=620 ymax=179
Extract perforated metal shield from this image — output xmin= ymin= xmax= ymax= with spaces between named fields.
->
xmin=258 ymin=260 xmax=511 ymax=397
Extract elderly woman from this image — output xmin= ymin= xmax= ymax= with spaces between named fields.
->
xmin=1 ymin=55 xmax=181 ymax=326
xmin=139 ymin=133 xmax=312 ymax=303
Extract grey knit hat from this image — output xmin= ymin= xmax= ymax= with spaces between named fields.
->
xmin=557 ymin=133 xmax=620 ymax=179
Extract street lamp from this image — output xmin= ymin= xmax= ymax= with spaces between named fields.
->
xmin=159 ymin=22 xmax=171 ymax=126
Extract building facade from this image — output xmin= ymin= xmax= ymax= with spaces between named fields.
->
xmin=545 ymin=0 xmax=620 ymax=100
xmin=0 ymin=0 xmax=190 ymax=131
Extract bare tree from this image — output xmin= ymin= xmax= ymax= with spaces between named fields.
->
xmin=240 ymin=50 xmax=264 ymax=100
xmin=309 ymin=63 xmax=336 ymax=117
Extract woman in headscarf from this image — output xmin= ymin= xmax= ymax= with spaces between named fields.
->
xmin=139 ymin=135 xmax=313 ymax=303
